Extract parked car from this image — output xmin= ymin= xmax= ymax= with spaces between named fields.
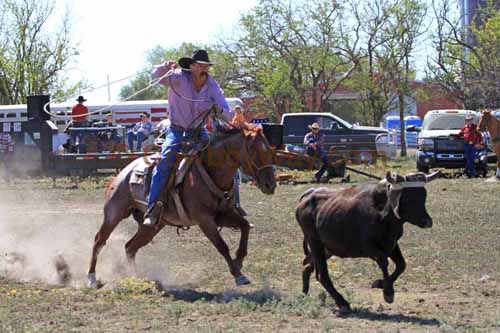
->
xmin=280 ymin=112 xmax=387 ymax=163
xmin=408 ymin=109 xmax=488 ymax=175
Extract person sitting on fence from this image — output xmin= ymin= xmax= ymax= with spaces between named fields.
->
xmin=451 ymin=113 xmax=483 ymax=178
xmin=127 ymin=112 xmax=153 ymax=152
xmin=304 ymin=122 xmax=329 ymax=183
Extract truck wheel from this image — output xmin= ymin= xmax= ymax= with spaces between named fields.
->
xmin=417 ymin=163 xmax=429 ymax=174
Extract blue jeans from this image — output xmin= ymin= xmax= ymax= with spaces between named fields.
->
xmin=127 ymin=131 xmax=147 ymax=151
xmin=147 ymin=127 xmax=208 ymax=210
xmin=307 ymin=146 xmax=329 ymax=180
xmin=464 ymin=143 xmax=477 ymax=177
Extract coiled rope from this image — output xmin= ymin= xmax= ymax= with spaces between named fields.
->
xmin=42 ymin=67 xmax=170 ymax=119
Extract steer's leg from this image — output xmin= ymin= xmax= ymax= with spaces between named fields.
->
xmin=371 ymin=244 xmax=406 ymax=288
xmin=308 ymin=237 xmax=351 ymax=314
xmin=302 ymin=239 xmax=314 ymax=294
xmin=374 ymin=256 xmax=395 ymax=303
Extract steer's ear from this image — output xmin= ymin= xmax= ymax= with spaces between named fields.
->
xmin=425 ymin=171 xmax=441 ymax=182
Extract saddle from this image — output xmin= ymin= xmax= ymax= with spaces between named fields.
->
xmin=129 ymin=143 xmax=235 ymax=224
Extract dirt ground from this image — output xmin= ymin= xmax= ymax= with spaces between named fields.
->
xmin=1 ymin=170 xmax=500 ymax=332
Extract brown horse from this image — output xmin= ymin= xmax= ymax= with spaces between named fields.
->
xmin=87 ymin=128 xmax=276 ymax=287
xmin=478 ymin=109 xmax=500 ymax=179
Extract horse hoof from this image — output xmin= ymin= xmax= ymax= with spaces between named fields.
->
xmin=88 ymin=273 xmax=97 ymax=288
xmin=337 ymin=304 xmax=351 ymax=316
xmin=384 ymin=293 xmax=394 ymax=303
xmin=371 ymin=279 xmax=383 ymax=289
xmin=235 ymin=275 xmax=251 ymax=286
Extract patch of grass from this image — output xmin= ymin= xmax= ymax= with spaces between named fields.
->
xmin=1 ymin=169 xmax=500 ymax=331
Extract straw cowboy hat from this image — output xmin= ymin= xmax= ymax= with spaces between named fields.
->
xmin=178 ymin=50 xmax=214 ymax=70
xmin=465 ymin=113 xmax=474 ymax=121
xmin=308 ymin=122 xmax=320 ymax=130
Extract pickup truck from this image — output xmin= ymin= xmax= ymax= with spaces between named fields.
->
xmin=408 ymin=109 xmax=490 ymax=176
xmin=277 ymin=112 xmax=387 ymax=162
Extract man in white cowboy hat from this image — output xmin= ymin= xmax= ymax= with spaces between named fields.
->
xmin=304 ymin=122 xmax=329 ymax=182
xmin=144 ymin=49 xmax=234 ymax=227
xmin=451 ymin=112 xmax=483 ymax=178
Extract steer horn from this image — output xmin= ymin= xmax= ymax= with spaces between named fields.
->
xmin=385 ymin=171 xmax=405 ymax=184
xmin=425 ymin=170 xmax=441 ymax=182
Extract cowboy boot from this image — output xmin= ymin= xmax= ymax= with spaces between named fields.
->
xmin=143 ymin=201 xmax=164 ymax=227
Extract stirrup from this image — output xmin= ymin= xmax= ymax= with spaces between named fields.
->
xmin=143 ymin=201 xmax=164 ymax=227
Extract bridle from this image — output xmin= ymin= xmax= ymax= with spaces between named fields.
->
xmin=219 ymin=130 xmax=273 ymax=185
xmin=478 ymin=112 xmax=490 ymax=131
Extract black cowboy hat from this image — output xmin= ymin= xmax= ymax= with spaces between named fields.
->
xmin=178 ymin=50 xmax=213 ymax=70
xmin=76 ymin=96 xmax=87 ymax=102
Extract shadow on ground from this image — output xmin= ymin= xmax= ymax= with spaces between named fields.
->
xmin=348 ymin=307 xmax=440 ymax=326
xmin=159 ymin=285 xmax=282 ymax=305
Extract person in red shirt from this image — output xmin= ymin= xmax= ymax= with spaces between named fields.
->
xmin=452 ymin=113 xmax=483 ymax=177
xmin=72 ymin=96 xmax=89 ymax=125
xmin=70 ymin=96 xmax=90 ymax=153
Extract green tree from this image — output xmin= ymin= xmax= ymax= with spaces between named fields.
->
xmin=0 ymin=0 xmax=81 ymax=104
xmin=428 ymin=0 xmax=500 ymax=109
xmin=219 ymin=0 xmax=359 ymax=117
xmin=119 ymin=43 xmax=239 ymax=100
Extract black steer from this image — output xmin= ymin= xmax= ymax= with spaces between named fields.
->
xmin=296 ymin=171 xmax=440 ymax=314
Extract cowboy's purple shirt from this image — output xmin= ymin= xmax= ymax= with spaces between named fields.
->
xmin=152 ymin=65 xmax=232 ymax=129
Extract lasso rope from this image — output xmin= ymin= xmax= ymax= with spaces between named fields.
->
xmin=42 ymin=68 xmax=171 ymax=119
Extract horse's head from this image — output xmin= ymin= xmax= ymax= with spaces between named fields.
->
xmin=240 ymin=129 xmax=276 ymax=195
xmin=478 ymin=109 xmax=492 ymax=131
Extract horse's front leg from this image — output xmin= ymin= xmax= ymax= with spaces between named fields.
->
xmin=198 ymin=215 xmax=250 ymax=286
xmin=215 ymin=210 xmax=251 ymax=272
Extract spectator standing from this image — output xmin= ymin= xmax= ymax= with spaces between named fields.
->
xmin=452 ymin=113 xmax=483 ymax=178
xmin=72 ymin=96 xmax=89 ymax=127
xmin=70 ymin=96 xmax=90 ymax=152
xmin=127 ymin=112 xmax=153 ymax=152
xmin=0 ymin=132 xmax=14 ymax=181
xmin=304 ymin=122 xmax=329 ymax=183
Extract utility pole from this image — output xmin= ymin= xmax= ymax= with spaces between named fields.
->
xmin=107 ymin=74 xmax=111 ymax=102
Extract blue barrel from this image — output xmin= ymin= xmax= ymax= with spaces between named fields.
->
xmin=385 ymin=116 xmax=401 ymax=130
xmin=404 ymin=116 xmax=421 ymax=147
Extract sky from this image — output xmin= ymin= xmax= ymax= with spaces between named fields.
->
xmin=58 ymin=0 xmax=257 ymax=103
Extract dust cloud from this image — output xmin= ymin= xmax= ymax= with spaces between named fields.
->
xmin=0 ymin=181 xmax=210 ymax=290
xmin=0 ymin=184 xmax=144 ymax=288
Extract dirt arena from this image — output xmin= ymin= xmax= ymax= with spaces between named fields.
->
xmin=1 ymin=169 xmax=500 ymax=332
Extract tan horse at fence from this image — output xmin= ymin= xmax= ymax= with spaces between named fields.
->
xmin=478 ymin=109 xmax=500 ymax=179
xmin=87 ymin=127 xmax=276 ymax=287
